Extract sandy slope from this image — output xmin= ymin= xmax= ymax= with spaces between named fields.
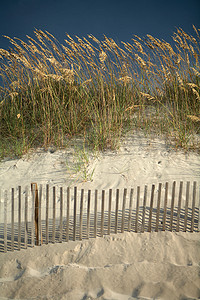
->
xmin=0 ymin=132 xmax=200 ymax=299
xmin=0 ymin=232 xmax=199 ymax=300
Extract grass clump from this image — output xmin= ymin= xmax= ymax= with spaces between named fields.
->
xmin=0 ymin=26 xmax=200 ymax=158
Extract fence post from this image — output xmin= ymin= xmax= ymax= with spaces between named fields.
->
xmin=176 ymin=181 xmax=183 ymax=232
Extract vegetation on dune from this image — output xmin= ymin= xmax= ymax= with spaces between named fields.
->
xmin=0 ymin=26 xmax=200 ymax=158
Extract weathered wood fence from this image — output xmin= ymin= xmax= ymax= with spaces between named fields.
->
xmin=0 ymin=181 xmax=199 ymax=252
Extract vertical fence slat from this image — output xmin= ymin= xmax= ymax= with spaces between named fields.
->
xmin=80 ymin=189 xmax=84 ymax=240
xmin=148 ymin=184 xmax=155 ymax=232
xmin=162 ymin=182 xmax=168 ymax=231
xmin=121 ymin=189 xmax=127 ymax=233
xmin=4 ymin=190 xmax=7 ymax=253
xmin=59 ymin=187 xmax=63 ymax=242
xmin=101 ymin=190 xmax=105 ymax=237
xmin=86 ymin=190 xmax=91 ymax=239
xmin=38 ymin=185 xmax=42 ymax=246
xmin=66 ymin=187 xmax=70 ymax=242
xmin=176 ymin=181 xmax=183 ymax=232
xmin=170 ymin=181 xmax=176 ymax=231
xmin=191 ymin=181 xmax=196 ymax=232
xmin=141 ymin=186 xmax=147 ymax=233
xmin=31 ymin=185 xmax=35 ymax=247
xmin=108 ymin=189 xmax=112 ymax=235
xmin=94 ymin=190 xmax=98 ymax=238
xmin=115 ymin=189 xmax=119 ymax=234
xmin=73 ymin=187 xmax=77 ymax=241
xmin=198 ymin=184 xmax=200 ymax=232
xmin=184 ymin=181 xmax=190 ymax=232
xmin=24 ymin=186 xmax=28 ymax=249
xmin=128 ymin=188 xmax=134 ymax=232
xmin=46 ymin=184 xmax=49 ymax=244
xmin=52 ymin=186 xmax=56 ymax=243
xmin=11 ymin=188 xmax=14 ymax=251
xmin=18 ymin=186 xmax=21 ymax=250
xmin=135 ymin=186 xmax=140 ymax=233
xmin=155 ymin=183 xmax=162 ymax=232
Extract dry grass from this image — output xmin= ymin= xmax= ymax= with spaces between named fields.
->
xmin=0 ymin=26 xmax=200 ymax=158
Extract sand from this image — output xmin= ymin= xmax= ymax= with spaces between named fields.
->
xmin=0 ymin=132 xmax=200 ymax=299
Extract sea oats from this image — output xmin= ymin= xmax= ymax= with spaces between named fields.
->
xmin=187 ymin=115 xmax=200 ymax=122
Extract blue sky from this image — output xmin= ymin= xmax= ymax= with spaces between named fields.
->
xmin=0 ymin=0 xmax=199 ymax=50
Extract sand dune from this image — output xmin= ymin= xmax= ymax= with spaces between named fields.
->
xmin=0 ymin=132 xmax=200 ymax=299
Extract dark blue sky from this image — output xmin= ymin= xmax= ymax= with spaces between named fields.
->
xmin=0 ymin=0 xmax=199 ymax=50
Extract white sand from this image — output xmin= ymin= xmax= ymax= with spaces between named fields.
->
xmin=0 ymin=132 xmax=200 ymax=299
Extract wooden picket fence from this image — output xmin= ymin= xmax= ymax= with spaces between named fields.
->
xmin=0 ymin=181 xmax=199 ymax=252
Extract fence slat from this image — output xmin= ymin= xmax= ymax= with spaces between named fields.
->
xmin=24 ymin=186 xmax=28 ymax=249
xmin=170 ymin=181 xmax=176 ymax=231
xmin=115 ymin=189 xmax=119 ymax=234
xmin=128 ymin=188 xmax=134 ymax=232
xmin=121 ymin=189 xmax=127 ymax=233
xmin=155 ymin=183 xmax=162 ymax=232
xmin=46 ymin=184 xmax=49 ymax=244
xmin=11 ymin=188 xmax=14 ymax=251
xmin=80 ymin=189 xmax=84 ymax=240
xmin=59 ymin=187 xmax=63 ymax=243
xmin=198 ymin=185 xmax=200 ymax=232
xmin=162 ymin=182 xmax=168 ymax=231
xmin=86 ymin=190 xmax=91 ymax=239
xmin=52 ymin=186 xmax=56 ymax=243
xmin=18 ymin=186 xmax=21 ymax=250
xmin=94 ymin=190 xmax=98 ymax=238
xmin=66 ymin=187 xmax=70 ymax=242
xmin=135 ymin=186 xmax=140 ymax=233
xmin=184 ymin=182 xmax=190 ymax=232
xmin=4 ymin=190 xmax=7 ymax=253
xmin=108 ymin=189 xmax=112 ymax=235
xmin=191 ymin=181 xmax=196 ymax=232
xmin=148 ymin=184 xmax=155 ymax=232
xmin=38 ymin=185 xmax=42 ymax=246
xmin=141 ymin=186 xmax=147 ymax=233
xmin=31 ymin=185 xmax=35 ymax=247
xmin=176 ymin=181 xmax=183 ymax=232
xmin=73 ymin=187 xmax=77 ymax=241
xmin=101 ymin=190 xmax=105 ymax=237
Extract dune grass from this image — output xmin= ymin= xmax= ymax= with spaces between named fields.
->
xmin=0 ymin=26 xmax=200 ymax=159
